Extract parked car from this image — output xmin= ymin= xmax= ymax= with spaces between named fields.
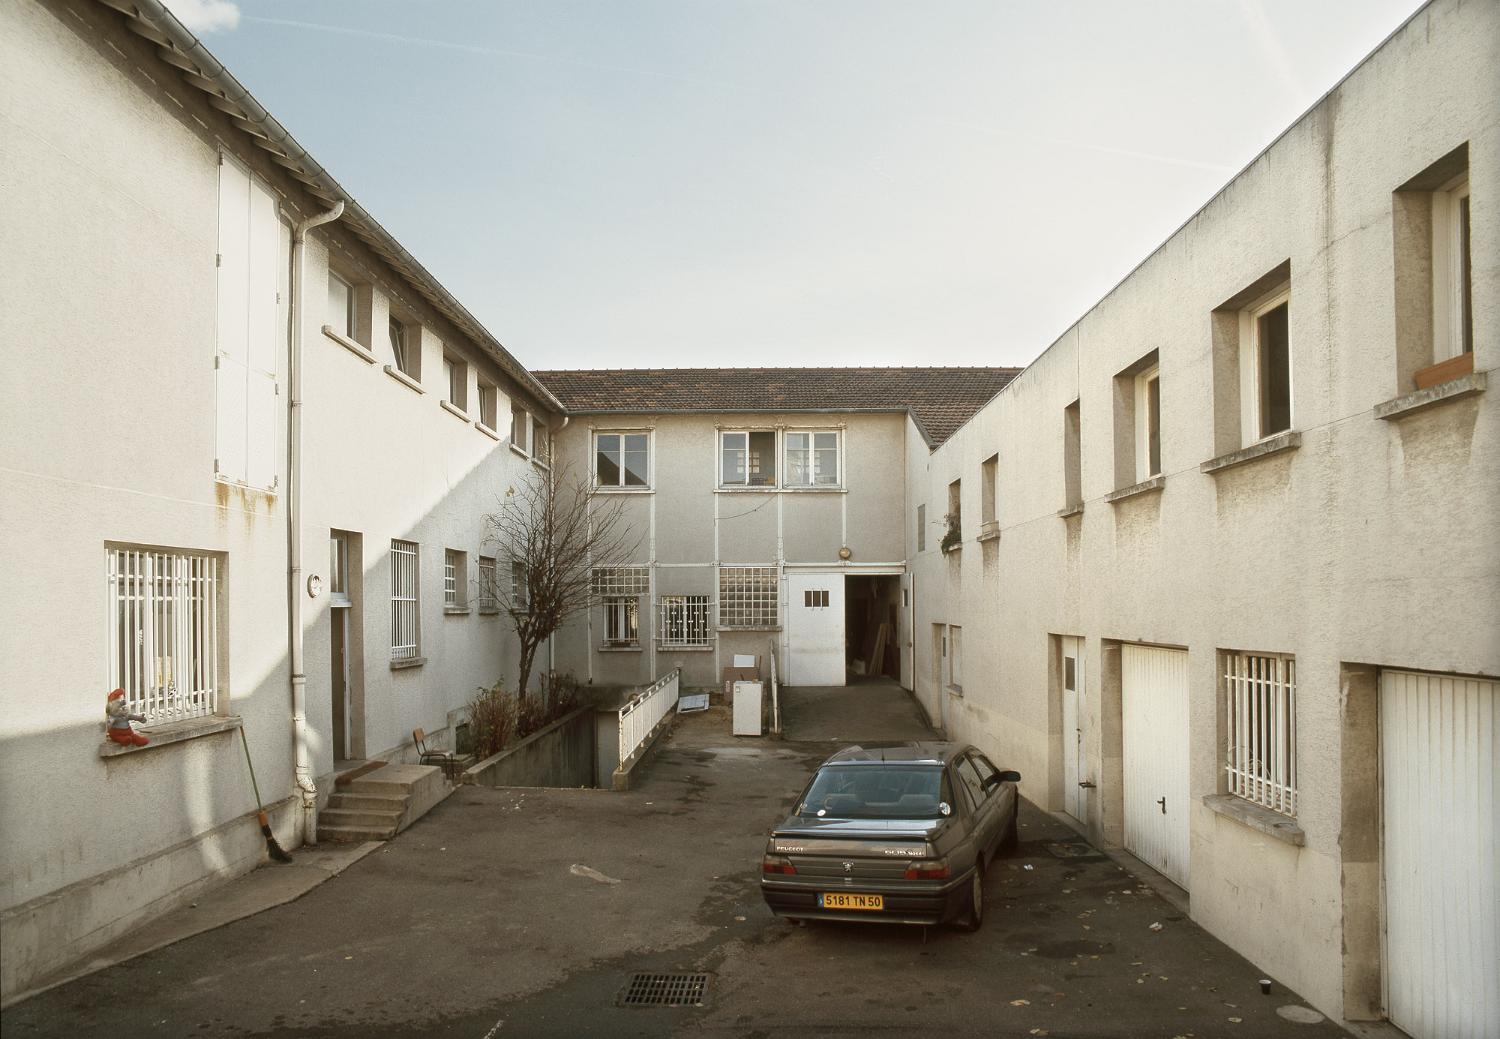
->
xmin=760 ymin=742 xmax=1020 ymax=930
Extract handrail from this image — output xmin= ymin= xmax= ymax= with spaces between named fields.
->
xmin=618 ymin=668 xmax=681 ymax=765
xmin=769 ymin=638 xmax=781 ymax=736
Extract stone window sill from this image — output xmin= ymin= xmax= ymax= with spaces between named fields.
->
xmin=1105 ymin=475 xmax=1165 ymax=504
xmin=440 ymin=400 xmax=470 ymax=423
xmin=658 ymin=645 xmax=714 ymax=653
xmin=99 ymin=714 xmax=242 ymax=758
xmin=383 ymin=365 xmax=424 ymax=395
xmin=444 ymin=605 xmax=471 ymax=616
xmin=322 ymin=326 xmax=376 ymax=364
xmin=598 ymin=644 xmax=643 ymax=653
xmin=1056 ymin=502 xmax=1084 ymax=519
xmin=476 ymin=421 xmax=502 ymax=442
xmin=390 ymin=656 xmax=427 ymax=671
xmin=595 ymin=486 xmax=655 ymax=494
xmin=478 ymin=606 xmax=502 ymax=616
xmin=509 ymin=444 xmax=530 ymax=460
xmin=1200 ymin=430 xmax=1301 ymax=475
xmin=717 ymin=626 xmax=783 ymax=634
xmin=977 ymin=522 xmax=1001 ymax=543
xmin=1374 ymin=371 xmax=1486 ymax=421
xmin=1202 ymin=793 xmax=1305 ymax=847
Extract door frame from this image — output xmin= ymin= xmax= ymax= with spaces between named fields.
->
xmin=1061 ymin=635 xmax=1084 ymax=821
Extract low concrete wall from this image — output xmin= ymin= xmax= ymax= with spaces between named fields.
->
xmin=611 ymin=712 xmax=675 ymax=792
xmin=464 ymin=707 xmax=596 ymax=789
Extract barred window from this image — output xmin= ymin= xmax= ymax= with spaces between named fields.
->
xmin=108 ymin=548 xmax=221 ymax=724
xmin=604 ymin=597 xmax=640 ymax=647
xmin=591 ymin=565 xmax=651 ymax=598
xmin=658 ymin=595 xmax=711 ymax=647
xmin=1224 ymin=652 xmax=1297 ymax=815
xmin=719 ymin=566 xmax=778 ymax=628
xmin=477 ymin=556 xmax=500 ymax=613
xmin=443 ymin=548 xmax=466 ymax=607
xmin=510 ymin=555 xmax=530 ymax=613
xmin=390 ymin=540 xmax=420 ymax=659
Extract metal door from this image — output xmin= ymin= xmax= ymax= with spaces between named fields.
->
xmin=785 ymin=574 xmax=845 ymax=685
xmin=1062 ymin=636 xmax=1083 ymax=820
xmin=1381 ymin=670 xmax=1498 ymax=1039
xmin=1122 ymin=644 xmax=1190 ymax=888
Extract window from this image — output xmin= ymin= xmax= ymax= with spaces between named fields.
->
xmin=1223 ymin=651 xmax=1297 ymax=816
xmin=591 ymin=565 xmax=651 ymax=598
xmin=1392 ymin=146 xmax=1473 ymax=392
xmin=785 ymin=430 xmax=840 ymax=487
xmin=719 ymin=566 xmax=778 ymax=628
xmin=721 ymin=430 xmax=776 ymax=487
xmin=980 ymin=454 xmax=999 ymax=534
xmin=942 ymin=479 xmax=962 ymax=550
xmin=477 ymin=380 xmax=499 ymax=431
xmin=967 ymin=752 xmax=997 ymax=797
xmin=443 ymin=549 xmax=466 ymax=608
xmin=1137 ymin=365 xmax=1161 ymax=479
xmin=327 ymin=272 xmax=355 ymax=340
xmin=1250 ymin=290 xmax=1291 ymax=439
xmin=443 ymin=354 xmax=467 ymax=412
xmin=1433 ymin=174 xmax=1473 ymax=362
xmin=532 ymin=416 xmax=550 ymax=464
xmin=388 ymin=316 xmax=418 ymax=379
xmin=108 ymin=547 xmax=221 ymax=724
xmin=803 ymin=588 xmax=830 ymax=608
xmin=215 ymin=152 xmax=281 ymax=492
xmin=954 ymin=754 xmax=985 ymax=806
xmin=658 ymin=595 xmax=710 ymax=647
xmin=389 ymin=539 xmax=420 ymax=660
xmin=596 ymin=432 xmax=650 ymax=488
xmin=916 ymin=503 xmax=926 ymax=552
xmin=1062 ymin=400 xmax=1081 ymax=510
xmin=510 ymin=555 xmax=530 ymax=613
xmin=511 ymin=403 xmax=529 ymax=454
xmin=329 ymin=532 xmax=351 ymax=608
xmin=604 ymin=598 xmax=640 ymax=647
xmin=477 ymin=555 xmax=500 ymax=613
xmin=948 ymin=625 xmax=963 ymax=691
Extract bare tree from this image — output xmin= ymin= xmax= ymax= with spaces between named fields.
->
xmin=486 ymin=462 xmax=636 ymax=699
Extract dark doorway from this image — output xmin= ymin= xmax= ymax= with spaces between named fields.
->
xmin=844 ymin=574 xmax=902 ymax=683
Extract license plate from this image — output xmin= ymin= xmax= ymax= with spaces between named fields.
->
xmin=820 ymin=892 xmax=883 ymax=911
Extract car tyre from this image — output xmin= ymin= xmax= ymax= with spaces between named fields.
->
xmin=961 ymin=867 xmax=984 ymax=932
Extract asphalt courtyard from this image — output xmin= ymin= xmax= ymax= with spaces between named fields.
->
xmin=4 ymin=684 xmax=1347 ymax=1038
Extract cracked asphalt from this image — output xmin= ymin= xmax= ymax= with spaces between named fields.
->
xmin=3 ymin=687 xmax=1347 ymax=1038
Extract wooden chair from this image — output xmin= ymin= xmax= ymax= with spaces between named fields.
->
xmin=413 ymin=728 xmax=472 ymax=782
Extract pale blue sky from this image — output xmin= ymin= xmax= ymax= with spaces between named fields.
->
xmin=173 ymin=0 xmax=1427 ymax=370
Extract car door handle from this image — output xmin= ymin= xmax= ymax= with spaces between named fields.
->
xmin=1157 ymin=796 xmax=1166 ymax=814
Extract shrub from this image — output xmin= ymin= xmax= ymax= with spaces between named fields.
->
xmin=467 ymin=671 xmax=584 ymax=758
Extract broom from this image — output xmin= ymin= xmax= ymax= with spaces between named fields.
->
xmin=240 ymin=726 xmax=293 ymax=863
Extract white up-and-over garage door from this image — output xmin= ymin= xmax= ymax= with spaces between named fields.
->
xmin=1122 ymin=644 xmax=1191 ymax=889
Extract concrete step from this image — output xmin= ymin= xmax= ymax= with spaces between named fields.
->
xmin=345 ymin=763 xmax=447 ymax=832
xmin=334 ymin=760 xmax=385 ymax=788
xmin=320 ymin=807 xmax=402 ymax=831
xmin=327 ymin=792 xmax=407 ymax=813
xmin=319 ymin=823 xmax=396 ymax=843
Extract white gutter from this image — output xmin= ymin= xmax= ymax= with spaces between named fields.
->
xmin=289 ymin=201 xmax=345 ymax=844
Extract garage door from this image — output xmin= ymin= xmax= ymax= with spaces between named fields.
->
xmin=1381 ymin=670 xmax=1498 ymax=1039
xmin=785 ymin=574 xmax=844 ymax=686
xmin=1122 ymin=644 xmax=1190 ymax=888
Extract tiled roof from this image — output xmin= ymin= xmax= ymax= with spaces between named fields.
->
xmin=532 ymin=367 xmax=1021 ymax=446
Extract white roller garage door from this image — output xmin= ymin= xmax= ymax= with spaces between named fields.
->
xmin=1122 ymin=644 xmax=1191 ymax=889
xmin=1381 ymin=670 xmax=1498 ymax=1039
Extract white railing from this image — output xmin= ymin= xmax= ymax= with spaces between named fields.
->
xmin=619 ymin=668 xmax=681 ymax=764
xmin=768 ymin=638 xmax=781 ymax=735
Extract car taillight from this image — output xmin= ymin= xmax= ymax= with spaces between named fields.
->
xmin=761 ymin=854 xmax=797 ymax=876
xmin=903 ymin=859 xmax=950 ymax=880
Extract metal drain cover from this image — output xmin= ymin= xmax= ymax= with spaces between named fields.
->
xmin=618 ymin=972 xmax=710 ymax=1007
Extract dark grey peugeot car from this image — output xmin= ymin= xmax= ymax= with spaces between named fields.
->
xmin=760 ymin=742 xmax=1020 ymax=930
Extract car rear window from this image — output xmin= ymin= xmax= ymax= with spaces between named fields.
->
xmin=797 ymin=765 xmax=950 ymax=819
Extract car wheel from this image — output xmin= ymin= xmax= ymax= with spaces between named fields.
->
xmin=961 ymin=867 xmax=984 ymax=932
xmin=999 ymin=806 xmax=1019 ymax=854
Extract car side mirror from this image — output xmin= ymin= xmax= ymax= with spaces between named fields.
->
xmin=997 ymin=770 xmax=1021 ymax=783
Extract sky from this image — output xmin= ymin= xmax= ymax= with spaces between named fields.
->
xmin=168 ymin=0 xmax=1428 ymax=372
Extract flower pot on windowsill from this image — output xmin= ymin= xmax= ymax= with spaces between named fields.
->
xmin=1414 ymin=351 xmax=1473 ymax=390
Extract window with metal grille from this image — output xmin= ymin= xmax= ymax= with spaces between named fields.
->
xmin=510 ymin=555 xmax=530 ymax=613
xmin=604 ymin=596 xmax=639 ymax=647
xmin=657 ymin=595 xmax=710 ymax=647
xmin=390 ymin=539 xmax=420 ymax=659
xmin=477 ymin=556 xmax=500 ymax=613
xmin=591 ymin=566 xmax=651 ymax=598
xmin=1224 ymin=652 xmax=1297 ymax=815
xmin=443 ymin=549 xmax=466 ymax=608
xmin=108 ymin=548 xmax=221 ymax=724
xmin=718 ymin=566 xmax=777 ymax=629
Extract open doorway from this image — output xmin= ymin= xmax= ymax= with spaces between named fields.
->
xmin=845 ymin=575 xmax=902 ymax=684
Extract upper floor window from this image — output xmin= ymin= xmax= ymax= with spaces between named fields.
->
xmin=980 ymin=454 xmax=999 ymax=535
xmin=1433 ymin=174 xmax=1472 ymax=363
xmin=532 ymin=416 xmax=550 ymax=464
xmin=443 ymin=548 xmax=467 ymax=609
xmin=477 ymin=555 xmax=500 ymax=614
xmin=389 ymin=315 xmax=419 ymax=379
xmin=596 ymin=432 xmax=650 ymax=488
xmin=477 ymin=380 xmax=499 ymax=432
xmin=327 ymin=272 xmax=356 ymax=340
xmin=1137 ymin=364 xmax=1162 ymax=479
xmin=1248 ymin=287 xmax=1291 ymax=440
xmin=443 ymin=354 xmax=468 ymax=413
xmin=785 ymin=430 xmax=840 ymax=487
xmin=720 ymin=430 xmax=777 ymax=487
xmin=511 ymin=403 xmax=530 ymax=454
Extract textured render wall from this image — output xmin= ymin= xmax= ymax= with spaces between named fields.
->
xmin=908 ymin=0 xmax=1499 ymax=1022
xmin=553 ymin=412 xmax=908 ymax=689
xmin=0 ymin=0 xmax=299 ymax=994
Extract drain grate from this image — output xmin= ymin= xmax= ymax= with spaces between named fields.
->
xmin=617 ymin=972 xmax=710 ymax=1008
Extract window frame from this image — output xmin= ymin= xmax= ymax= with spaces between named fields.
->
xmin=1135 ymin=364 xmax=1162 ymax=480
xmin=443 ymin=354 xmax=468 ymax=414
xmin=718 ymin=565 xmax=779 ymax=630
xmin=657 ymin=594 xmax=712 ymax=648
xmin=388 ymin=315 xmax=418 ymax=380
xmin=327 ymin=270 xmax=356 ymax=341
xmin=1222 ymin=650 xmax=1298 ymax=816
xmin=532 ymin=415 xmax=550 ymax=467
xmin=510 ymin=403 xmax=530 ymax=455
xmin=602 ymin=596 xmax=641 ymax=648
xmin=719 ymin=429 xmax=778 ymax=489
xmin=980 ymin=454 xmax=999 ymax=533
xmin=443 ymin=548 xmax=467 ymax=609
xmin=509 ymin=555 xmax=530 ymax=614
xmin=476 ymin=380 xmax=499 ymax=432
xmin=389 ymin=539 xmax=421 ymax=660
xmin=594 ymin=430 xmax=652 ymax=490
xmin=1432 ymin=174 xmax=1473 ymax=362
xmin=783 ymin=428 xmax=842 ymax=489
xmin=947 ymin=625 xmax=963 ymax=692
xmin=1241 ymin=285 xmax=1292 ymax=443
xmin=477 ymin=555 xmax=500 ymax=614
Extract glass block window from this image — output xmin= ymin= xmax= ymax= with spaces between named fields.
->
xmin=719 ymin=566 xmax=778 ymax=628
xmin=591 ymin=565 xmax=651 ymax=599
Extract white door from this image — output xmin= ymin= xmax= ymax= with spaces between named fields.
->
xmin=1122 ymin=644 xmax=1191 ymax=888
xmin=1381 ymin=670 xmax=1498 ymax=1039
xmin=1062 ymin=636 xmax=1083 ymax=820
xmin=786 ymin=574 xmax=845 ymax=686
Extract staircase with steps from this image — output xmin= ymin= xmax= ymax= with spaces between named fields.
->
xmin=320 ymin=762 xmax=450 ymax=842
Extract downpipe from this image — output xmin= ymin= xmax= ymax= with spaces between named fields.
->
xmin=288 ymin=200 xmax=344 ymax=845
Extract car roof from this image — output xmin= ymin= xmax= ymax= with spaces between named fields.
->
xmin=819 ymin=742 xmax=965 ymax=767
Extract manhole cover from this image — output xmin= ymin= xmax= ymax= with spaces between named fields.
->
xmin=617 ymin=972 xmax=710 ymax=1007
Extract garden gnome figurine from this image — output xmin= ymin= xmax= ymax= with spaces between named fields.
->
xmin=105 ymin=688 xmax=149 ymax=747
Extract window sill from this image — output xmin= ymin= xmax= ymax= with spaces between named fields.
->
xmin=322 ymin=326 xmax=376 ymax=364
xmin=1374 ymin=371 xmax=1486 ymax=421
xmin=1105 ymin=475 xmax=1165 ymax=504
xmin=476 ymin=421 xmax=502 ymax=442
xmin=531 ymin=458 xmax=552 ymax=472
xmin=509 ymin=444 xmax=530 ymax=460
xmin=598 ymin=644 xmax=643 ymax=653
xmin=383 ymin=365 xmax=424 ymax=395
xmin=1202 ymin=793 xmax=1304 ymax=846
xmin=444 ymin=605 xmax=471 ymax=616
xmin=390 ymin=656 xmax=427 ymax=671
xmin=1200 ymin=430 xmax=1301 ymax=475
xmin=657 ymin=644 xmax=714 ymax=652
xmin=714 ymin=487 xmax=846 ymax=494
xmin=478 ymin=607 xmax=502 ymax=616
xmin=941 ymin=543 xmax=962 ymax=555
xmin=717 ymin=626 xmax=783 ymax=633
xmin=1056 ymin=502 xmax=1084 ymax=519
xmin=976 ymin=523 xmax=1001 ymax=543
xmin=440 ymin=400 xmax=470 ymax=423
xmin=594 ymin=486 xmax=654 ymax=494
xmin=99 ymin=714 xmax=242 ymax=758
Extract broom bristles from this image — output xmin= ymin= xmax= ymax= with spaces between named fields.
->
xmin=258 ymin=810 xmax=294 ymax=863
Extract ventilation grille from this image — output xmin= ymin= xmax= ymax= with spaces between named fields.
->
xmin=617 ymin=972 xmax=710 ymax=1008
